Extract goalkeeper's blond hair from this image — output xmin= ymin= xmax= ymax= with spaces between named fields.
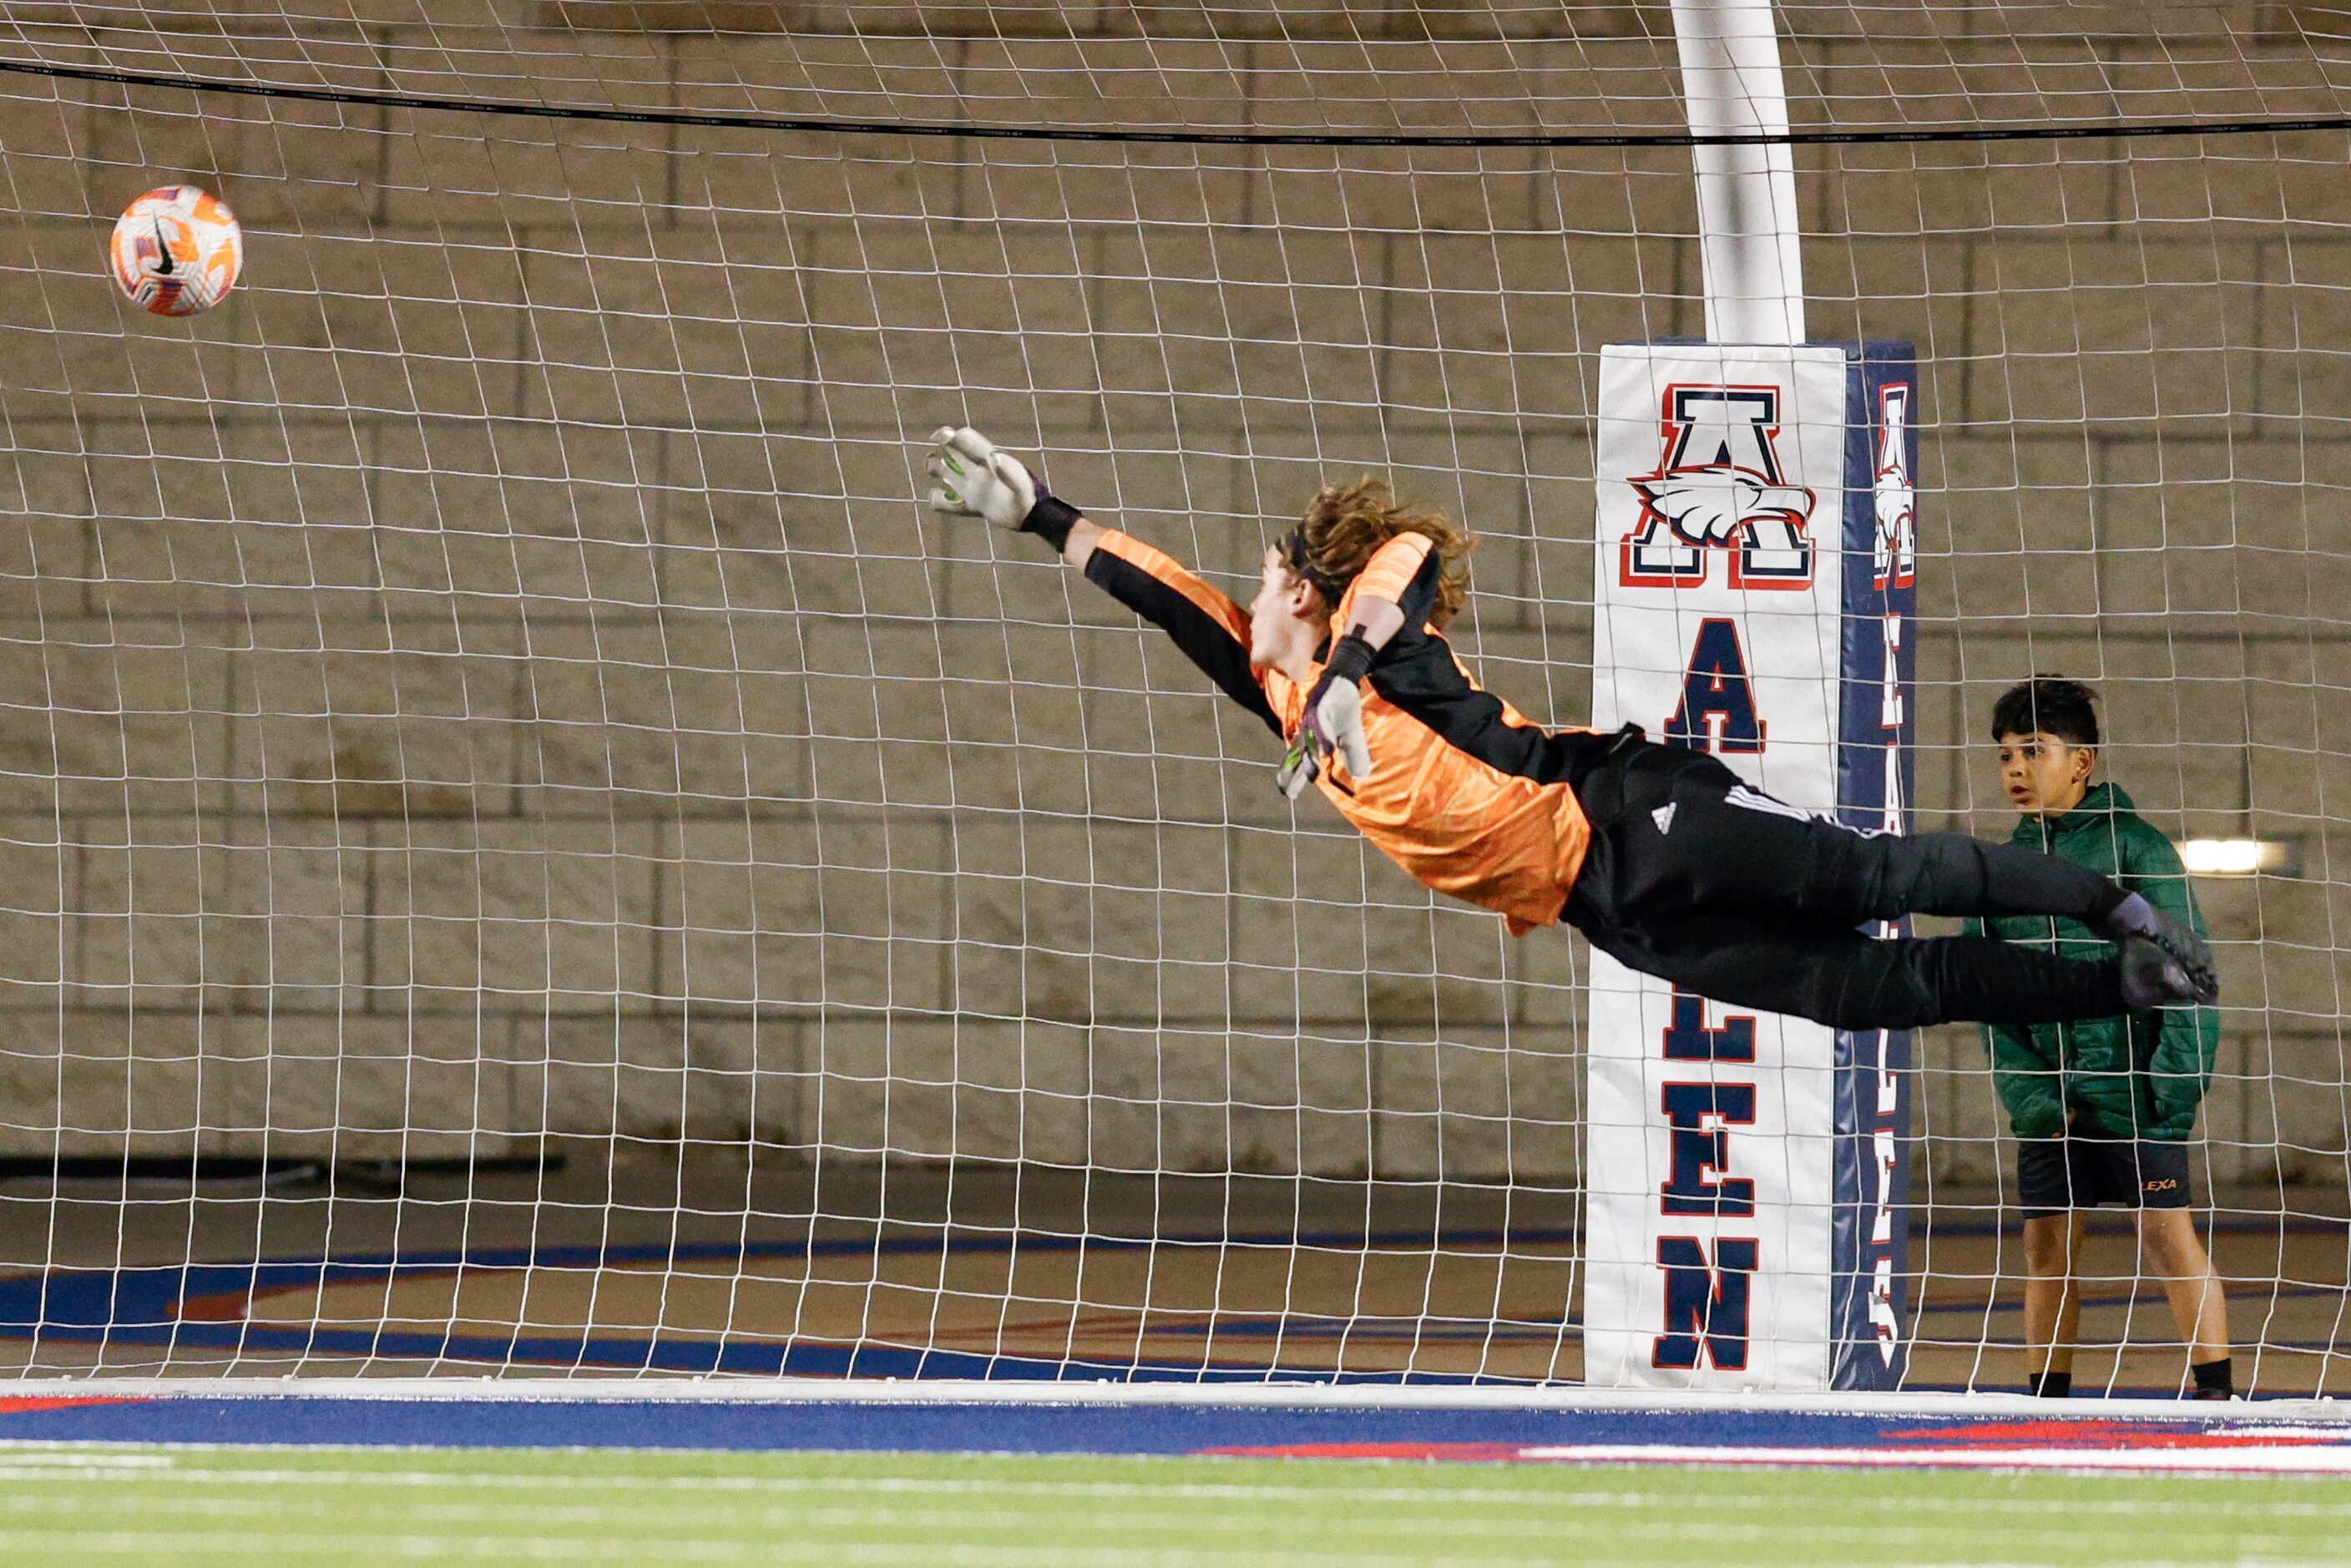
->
xmin=1289 ymin=478 xmax=1474 ymax=631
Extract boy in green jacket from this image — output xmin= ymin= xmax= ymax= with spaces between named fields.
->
xmin=1969 ymin=678 xmax=2232 ymax=1399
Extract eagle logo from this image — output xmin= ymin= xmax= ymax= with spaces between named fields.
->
xmin=1633 ymin=466 xmax=1815 ymax=549
xmin=1620 ymin=384 xmax=1817 ymax=590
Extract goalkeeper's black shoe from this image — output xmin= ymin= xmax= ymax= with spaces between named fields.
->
xmin=2118 ymin=934 xmax=2219 ymax=1009
xmin=2100 ymin=893 xmax=2220 ymax=1006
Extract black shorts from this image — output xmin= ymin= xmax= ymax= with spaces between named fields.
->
xmin=2017 ymin=1132 xmax=2193 ymax=1219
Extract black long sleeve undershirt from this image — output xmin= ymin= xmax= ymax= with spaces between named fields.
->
xmin=1082 ymin=542 xmax=1283 ymax=737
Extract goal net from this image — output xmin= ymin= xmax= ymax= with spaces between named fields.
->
xmin=0 ymin=0 xmax=2341 ymax=1394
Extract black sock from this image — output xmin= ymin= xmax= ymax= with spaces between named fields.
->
xmin=2028 ymin=1370 xmax=2071 ymax=1398
xmin=2192 ymin=1357 xmax=2234 ymax=1398
xmin=1928 ymin=937 xmax=2127 ymax=1026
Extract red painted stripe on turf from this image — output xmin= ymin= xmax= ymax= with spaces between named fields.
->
xmin=1203 ymin=1434 xmax=2351 ymax=1471
xmin=1515 ymin=1444 xmax=2351 ymax=1475
xmin=0 ymin=1396 xmax=141 ymax=1414
xmin=1884 ymin=1419 xmax=2342 ymax=1449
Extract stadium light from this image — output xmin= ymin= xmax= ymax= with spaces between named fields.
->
xmin=2179 ymin=837 xmax=2298 ymax=877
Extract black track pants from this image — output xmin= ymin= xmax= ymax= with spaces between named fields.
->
xmin=1566 ymin=741 xmax=2129 ymax=1029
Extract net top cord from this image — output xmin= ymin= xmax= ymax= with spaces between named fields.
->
xmin=3 ymin=0 xmax=2349 ymax=144
xmin=11 ymin=54 xmax=2351 ymax=148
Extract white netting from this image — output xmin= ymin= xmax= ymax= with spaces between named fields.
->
xmin=0 ymin=0 xmax=2340 ymax=1392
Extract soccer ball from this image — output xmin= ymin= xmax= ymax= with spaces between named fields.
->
xmin=109 ymin=185 xmax=242 ymax=316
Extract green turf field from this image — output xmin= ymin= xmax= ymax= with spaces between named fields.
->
xmin=0 ymin=1444 xmax=2343 ymax=1565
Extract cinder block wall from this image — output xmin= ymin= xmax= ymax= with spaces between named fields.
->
xmin=0 ymin=5 xmax=2343 ymax=1192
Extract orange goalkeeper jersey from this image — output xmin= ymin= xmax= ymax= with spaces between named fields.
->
xmin=1084 ymin=528 xmax=1605 ymax=935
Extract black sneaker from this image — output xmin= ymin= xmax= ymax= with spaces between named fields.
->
xmin=2119 ymin=934 xmax=2217 ymax=1009
xmin=2100 ymin=893 xmax=2219 ymax=1004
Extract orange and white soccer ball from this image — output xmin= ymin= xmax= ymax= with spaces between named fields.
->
xmin=109 ymin=185 xmax=242 ymax=316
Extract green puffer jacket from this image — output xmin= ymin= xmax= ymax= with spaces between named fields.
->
xmin=1964 ymin=781 xmax=2219 ymax=1141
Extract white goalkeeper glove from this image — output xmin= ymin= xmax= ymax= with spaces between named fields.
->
xmin=926 ymin=426 xmax=1082 ymax=552
xmin=1277 ymin=633 xmax=1375 ymax=799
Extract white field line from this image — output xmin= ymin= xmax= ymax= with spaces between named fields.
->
xmin=1515 ymin=1444 xmax=2351 ymax=1476
xmin=13 ymin=1457 xmax=2351 ymax=1504
xmin=0 ymin=1532 xmax=1580 ymax=1567
xmin=0 ymin=1495 xmax=1923 ymax=1545
xmin=1 ymin=1376 xmax=2342 ymax=1422
xmin=0 ymin=1548 xmax=2263 ymax=1568
xmin=8 ymin=1451 xmax=2351 ymax=1497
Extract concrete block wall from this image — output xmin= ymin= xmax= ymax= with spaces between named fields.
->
xmin=0 ymin=6 xmax=2344 ymax=1192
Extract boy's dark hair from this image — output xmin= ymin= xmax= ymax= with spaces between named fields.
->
xmin=1990 ymin=676 xmax=2101 ymax=747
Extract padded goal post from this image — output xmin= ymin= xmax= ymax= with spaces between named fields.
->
xmin=1585 ymin=340 xmax=1918 ymax=1391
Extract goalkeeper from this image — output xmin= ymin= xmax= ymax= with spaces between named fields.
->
xmin=926 ymin=427 xmax=2217 ymax=1030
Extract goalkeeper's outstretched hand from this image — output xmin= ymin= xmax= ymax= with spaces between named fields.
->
xmin=925 ymin=426 xmax=1082 ymax=553
xmin=927 ymin=426 xmax=1035 ymax=528
xmin=1278 ymin=633 xmax=1374 ymax=798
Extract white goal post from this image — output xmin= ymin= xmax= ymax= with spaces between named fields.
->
xmin=1580 ymin=0 xmax=1912 ymax=1392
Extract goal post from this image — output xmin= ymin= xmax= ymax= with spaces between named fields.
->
xmin=1584 ymin=339 xmax=1917 ymax=1389
xmin=1669 ymin=0 xmax=1807 ymax=348
xmin=1579 ymin=0 xmax=1916 ymax=1393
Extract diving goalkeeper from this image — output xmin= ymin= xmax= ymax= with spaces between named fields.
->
xmin=925 ymin=427 xmax=2217 ymax=1029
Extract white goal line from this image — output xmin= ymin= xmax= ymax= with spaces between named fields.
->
xmin=1 ymin=1378 xmax=2338 ymax=1421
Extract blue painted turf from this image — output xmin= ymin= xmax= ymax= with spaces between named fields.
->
xmin=4 ymin=1224 xmax=2338 ymax=1378
xmin=0 ymin=1393 xmax=2338 ymax=1461
xmin=0 ymin=1232 xmax=1580 ymax=1380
